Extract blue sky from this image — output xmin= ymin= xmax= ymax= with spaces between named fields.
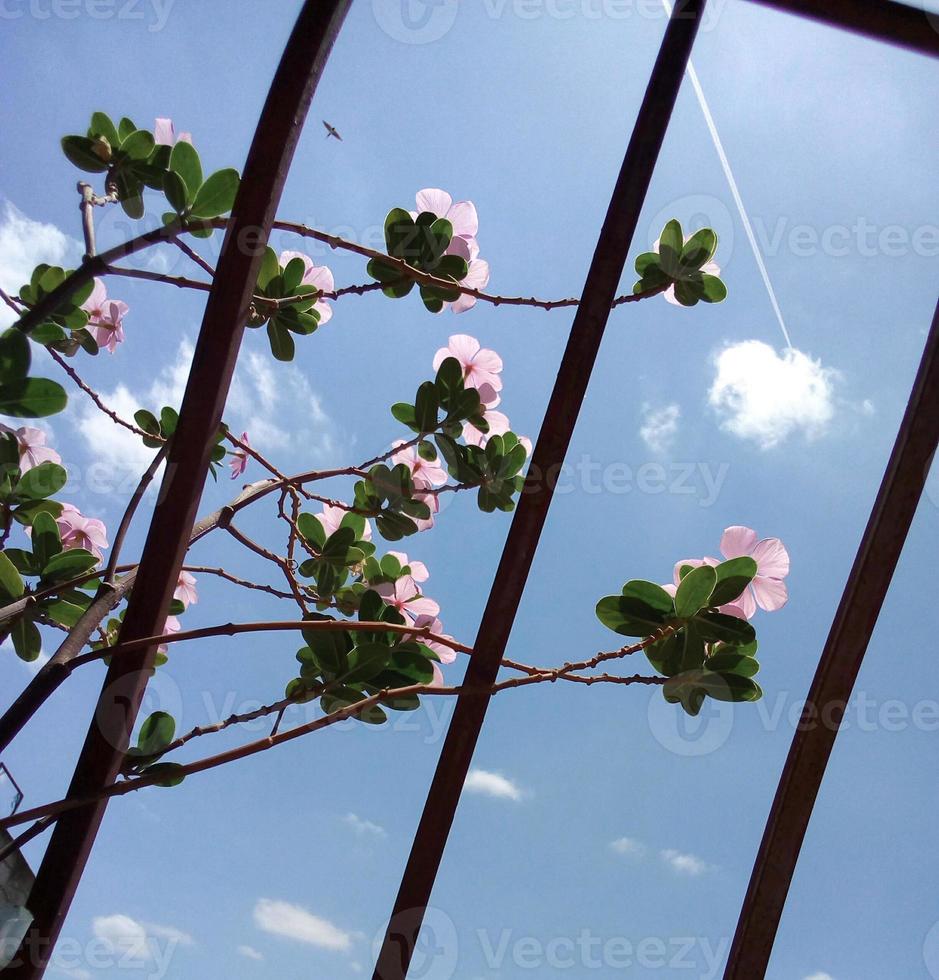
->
xmin=1 ymin=1 xmax=938 ymax=978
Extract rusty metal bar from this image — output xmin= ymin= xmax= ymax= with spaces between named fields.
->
xmin=1 ymin=3 xmax=351 ymax=976
xmin=724 ymin=297 xmax=939 ymax=978
xmin=741 ymin=0 xmax=939 ymax=58
xmin=371 ymin=3 xmax=707 ymax=977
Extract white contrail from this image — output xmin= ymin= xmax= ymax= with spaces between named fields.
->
xmin=660 ymin=0 xmax=794 ymax=349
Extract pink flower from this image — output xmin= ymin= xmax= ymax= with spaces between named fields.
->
xmin=278 ymin=250 xmax=334 ymax=325
xmin=717 ymin=526 xmax=789 ymax=618
xmin=0 ymin=425 xmax=61 ymax=473
xmin=412 ymin=480 xmax=439 ymax=532
xmin=462 ymin=382 xmax=511 ymax=449
xmin=410 ymin=614 xmax=456 ymax=665
xmin=412 ymin=189 xmax=490 ymax=313
xmin=375 ymin=576 xmax=440 ymax=623
xmin=386 ymin=551 xmax=429 ymax=583
xmin=392 ymin=440 xmax=447 ymax=488
xmin=174 ymin=571 xmax=198 ymax=609
xmin=56 ymin=504 xmax=108 ymax=561
xmin=229 ymin=432 xmax=250 ymax=480
xmin=669 ymin=526 xmax=789 ymax=620
xmin=653 ymin=233 xmax=720 ymax=306
xmin=158 ymin=613 xmax=181 ymax=656
xmin=315 ymin=504 xmax=372 ymax=542
xmin=154 ymin=118 xmax=192 ymax=146
xmin=81 ymin=279 xmax=128 ymax=353
xmin=432 ymin=334 xmax=503 ymax=393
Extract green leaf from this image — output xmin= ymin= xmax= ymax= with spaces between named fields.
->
xmin=266 ymin=320 xmax=295 ymax=362
xmin=31 ymin=511 xmax=62 ymax=568
xmin=61 ymin=135 xmax=109 ymax=173
xmin=657 ymin=219 xmax=684 ymax=275
xmin=163 ymin=170 xmax=189 ymax=213
xmin=169 ymin=140 xmax=202 ymax=199
xmin=709 ymin=557 xmax=757 ymax=607
xmin=89 ymin=111 xmax=120 ymax=147
xmin=0 ymin=552 xmax=25 ymax=602
xmin=297 ymin=513 xmax=326 ymax=550
xmin=256 ymin=247 xmax=279 ymax=290
xmin=644 ymin=632 xmax=685 ymax=677
xmin=41 ymin=597 xmax=88 ymax=628
xmin=665 ymin=669 xmax=762 ymax=707
xmin=595 ymin=595 xmax=662 ymax=638
xmin=621 ymin=580 xmax=674 ymax=619
xmin=15 ymin=462 xmax=67 ymax=501
xmin=120 ymin=129 xmax=155 ymax=161
xmin=0 ymin=378 xmax=68 ymax=418
xmin=414 ymin=382 xmax=439 ymax=433
xmin=679 ymin=228 xmax=717 ymax=270
xmin=0 ymin=329 xmax=31 ymax=384
xmin=693 ymin=611 xmax=757 ymax=646
xmin=141 ymin=762 xmax=186 ymax=787
xmin=391 ymin=402 xmax=417 ymax=429
xmin=41 ymin=549 xmax=99 ymax=583
xmin=301 ymin=622 xmax=350 ymax=675
xmin=137 ymin=710 xmax=176 ymax=756
xmin=118 ymin=117 xmax=138 ymax=142
xmin=11 ymin=616 xmax=41 ymax=662
xmin=384 ymin=208 xmax=417 ymax=260
xmin=341 ymin=642 xmax=393 ymax=684
xmin=700 ymin=274 xmax=727 ymax=303
xmin=705 ymin=651 xmax=760 ymax=677
xmin=11 ymin=499 xmax=63 ymax=526
xmin=674 ymin=564 xmax=717 ymax=618
xmin=190 ymin=168 xmax=240 ymax=218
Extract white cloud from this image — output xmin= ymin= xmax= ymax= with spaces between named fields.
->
xmin=68 ymin=342 xmax=341 ymax=493
xmin=803 ymin=974 xmax=835 ymax=980
xmin=660 ymin=848 xmax=712 ymax=876
xmin=237 ymin=945 xmax=264 ymax=961
xmin=145 ymin=922 xmax=194 ymax=946
xmin=0 ymin=200 xmax=81 ymax=327
xmin=464 ymin=768 xmax=522 ymax=801
xmin=68 ymin=340 xmax=193 ymax=492
xmin=91 ymin=914 xmax=191 ymax=962
xmin=639 ymin=402 xmax=681 ymax=454
xmin=609 ymin=836 xmax=646 ymax=858
xmin=253 ymin=898 xmax=352 ymax=952
xmin=92 ymin=915 xmax=150 ymax=961
xmin=227 ymin=350 xmax=340 ymax=462
xmin=343 ymin=812 xmax=386 ymax=837
xmin=708 ymin=340 xmax=839 ymax=448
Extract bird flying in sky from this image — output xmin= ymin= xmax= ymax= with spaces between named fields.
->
xmin=322 ymin=120 xmax=342 ymax=141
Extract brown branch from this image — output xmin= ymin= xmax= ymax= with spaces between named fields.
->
xmin=68 ymin=617 xmax=473 ymax=671
xmin=0 ymin=670 xmax=661 ymax=833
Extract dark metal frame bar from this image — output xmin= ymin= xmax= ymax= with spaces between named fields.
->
xmin=1 ymin=2 xmax=350 ymax=976
xmin=2 ymin=1 xmax=935 ymax=978
xmin=724 ymin=306 xmax=939 ymax=976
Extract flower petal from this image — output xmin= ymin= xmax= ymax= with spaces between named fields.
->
xmin=446 ymin=201 xmax=479 ymax=239
xmin=153 ymin=118 xmax=174 ymax=146
xmin=720 ymin=526 xmax=759 ymax=560
xmin=415 ymin=188 xmax=453 ymax=218
xmin=752 ymin=575 xmax=788 ymax=612
xmin=750 ymin=537 xmax=790 ymax=579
